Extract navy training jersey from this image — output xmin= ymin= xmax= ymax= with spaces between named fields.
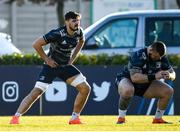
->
xmin=43 ymin=26 xmax=85 ymax=65
xmin=119 ymin=48 xmax=172 ymax=78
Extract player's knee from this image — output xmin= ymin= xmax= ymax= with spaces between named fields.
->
xmin=78 ymin=83 xmax=91 ymax=95
xmin=121 ymin=87 xmax=134 ymax=97
xmin=164 ymin=87 xmax=174 ymax=97
xmin=117 ymin=78 xmax=134 ymax=96
xmin=34 ymin=81 xmax=50 ymax=92
xmin=70 ymin=73 xmax=87 ymax=87
xmin=118 ymin=82 xmax=134 ymax=96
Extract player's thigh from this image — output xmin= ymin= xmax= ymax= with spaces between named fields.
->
xmin=117 ymin=78 xmax=134 ymax=96
xmin=67 ymin=74 xmax=90 ymax=94
xmin=35 ymin=64 xmax=57 ymax=92
xmin=60 ymin=65 xmax=81 ymax=83
xmin=143 ymin=80 xmax=173 ymax=98
xmin=37 ymin=64 xmax=58 ymax=83
xmin=64 ymin=65 xmax=90 ymax=90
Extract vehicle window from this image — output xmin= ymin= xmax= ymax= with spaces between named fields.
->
xmin=145 ymin=18 xmax=180 ymax=47
xmin=91 ymin=19 xmax=137 ymax=48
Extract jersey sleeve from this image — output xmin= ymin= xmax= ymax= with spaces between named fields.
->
xmin=128 ymin=52 xmax=145 ymax=74
xmin=43 ymin=29 xmax=60 ymax=43
xmin=161 ymin=56 xmax=172 ymax=70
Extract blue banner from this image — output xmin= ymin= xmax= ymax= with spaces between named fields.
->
xmin=0 ymin=66 xmax=178 ymax=115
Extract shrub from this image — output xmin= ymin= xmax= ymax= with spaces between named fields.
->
xmin=0 ymin=53 xmax=179 ymax=66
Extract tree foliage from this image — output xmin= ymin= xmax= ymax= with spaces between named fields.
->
xmin=177 ymin=0 xmax=180 ymax=8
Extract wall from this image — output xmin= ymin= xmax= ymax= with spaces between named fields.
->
xmin=0 ymin=0 xmax=179 ymax=53
xmin=13 ymin=1 xmax=58 ymax=53
xmin=0 ymin=0 xmax=91 ymax=53
xmin=0 ymin=3 xmax=11 ymax=34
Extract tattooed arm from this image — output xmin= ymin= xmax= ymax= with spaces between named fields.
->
xmin=128 ymin=51 xmax=163 ymax=83
xmin=130 ymin=68 xmax=165 ymax=83
xmin=129 ymin=68 xmax=149 ymax=83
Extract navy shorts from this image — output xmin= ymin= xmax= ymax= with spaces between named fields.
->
xmin=115 ymin=75 xmax=151 ymax=97
xmin=37 ymin=64 xmax=81 ymax=83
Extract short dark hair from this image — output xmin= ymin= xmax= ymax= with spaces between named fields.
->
xmin=65 ymin=11 xmax=81 ymax=21
xmin=151 ymin=41 xmax=166 ymax=56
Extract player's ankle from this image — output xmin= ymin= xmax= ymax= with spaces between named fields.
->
xmin=15 ymin=112 xmax=22 ymax=117
xmin=71 ymin=112 xmax=80 ymax=120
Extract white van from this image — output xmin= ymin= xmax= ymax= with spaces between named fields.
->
xmin=82 ymin=10 xmax=180 ymax=55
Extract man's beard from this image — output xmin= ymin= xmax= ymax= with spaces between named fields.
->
xmin=148 ymin=53 xmax=153 ymax=61
xmin=69 ymin=25 xmax=79 ymax=32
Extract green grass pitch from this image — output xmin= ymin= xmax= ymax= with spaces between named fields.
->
xmin=1 ymin=115 xmax=180 ymax=131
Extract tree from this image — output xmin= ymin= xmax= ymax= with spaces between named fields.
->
xmin=29 ymin=0 xmax=65 ymax=26
xmin=177 ymin=0 xmax=180 ymax=8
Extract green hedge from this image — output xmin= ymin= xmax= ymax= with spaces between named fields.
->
xmin=0 ymin=54 xmax=43 ymax=65
xmin=75 ymin=54 xmax=129 ymax=65
xmin=0 ymin=53 xmax=180 ymax=66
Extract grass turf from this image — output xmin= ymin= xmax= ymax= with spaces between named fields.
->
xmin=1 ymin=115 xmax=180 ymax=131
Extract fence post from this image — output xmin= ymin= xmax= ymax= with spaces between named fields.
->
xmin=11 ymin=1 xmax=17 ymax=45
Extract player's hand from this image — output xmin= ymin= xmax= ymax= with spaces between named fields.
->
xmin=155 ymin=71 xmax=164 ymax=80
xmin=161 ymin=71 xmax=170 ymax=80
xmin=45 ymin=57 xmax=59 ymax=68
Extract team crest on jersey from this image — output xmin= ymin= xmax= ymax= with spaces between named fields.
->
xmin=143 ymin=64 xmax=147 ymax=69
xmin=142 ymin=52 xmax=147 ymax=60
xmin=62 ymin=40 xmax=67 ymax=45
xmin=156 ymin=62 xmax=161 ymax=68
